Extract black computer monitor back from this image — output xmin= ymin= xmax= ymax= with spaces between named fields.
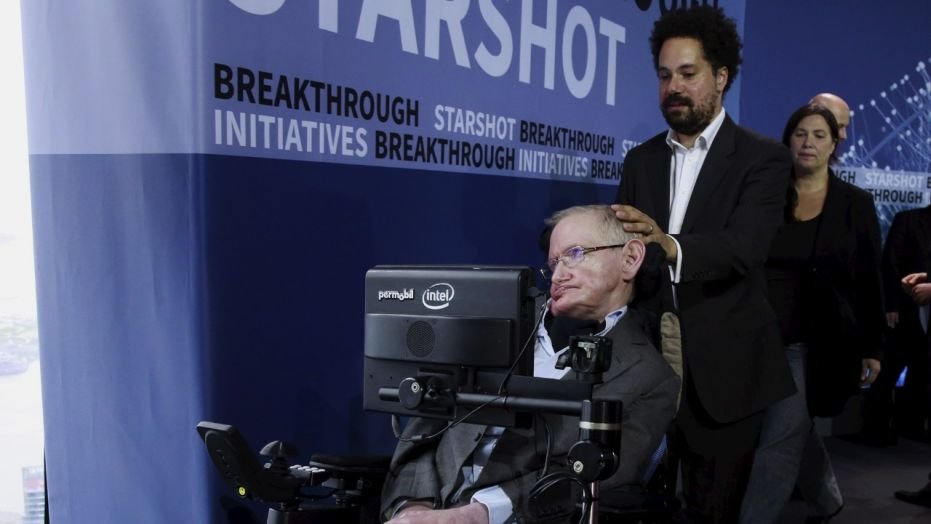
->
xmin=362 ymin=265 xmax=537 ymax=426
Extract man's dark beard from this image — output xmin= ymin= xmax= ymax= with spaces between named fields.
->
xmin=661 ymin=95 xmax=715 ymax=137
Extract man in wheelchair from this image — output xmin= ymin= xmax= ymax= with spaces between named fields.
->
xmin=381 ymin=205 xmax=680 ymax=524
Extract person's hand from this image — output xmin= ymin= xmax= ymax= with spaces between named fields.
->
xmin=610 ymin=204 xmax=677 ymax=261
xmin=901 ymin=272 xmax=927 ymax=291
xmin=387 ymin=502 xmax=489 ymax=524
xmin=886 ymin=311 xmax=899 ymax=329
xmin=911 ymin=283 xmax=931 ymax=305
xmin=860 ymin=358 xmax=881 ymax=386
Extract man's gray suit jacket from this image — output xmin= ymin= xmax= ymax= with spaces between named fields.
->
xmin=380 ymin=309 xmax=679 ymax=522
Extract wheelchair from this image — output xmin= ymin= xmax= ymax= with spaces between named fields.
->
xmin=197 ymin=421 xmax=680 ymax=524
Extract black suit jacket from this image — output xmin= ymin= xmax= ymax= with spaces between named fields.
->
xmin=380 ymin=309 xmax=679 ymax=522
xmin=615 ymin=115 xmax=795 ymax=423
xmin=810 ymin=174 xmax=885 ymax=360
xmin=799 ymin=173 xmax=885 ymax=412
xmin=882 ymin=205 xmax=931 ymax=349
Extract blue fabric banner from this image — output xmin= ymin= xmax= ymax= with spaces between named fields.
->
xmin=26 ymin=1 xmax=931 ymax=523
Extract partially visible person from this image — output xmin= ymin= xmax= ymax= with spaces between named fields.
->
xmin=739 ymin=103 xmax=884 ymax=524
xmin=612 ymin=5 xmax=796 ymax=521
xmin=810 ymin=93 xmax=851 ymax=142
xmin=797 ymin=93 xmax=875 ymax=522
xmin=893 ymin=267 xmax=931 ymax=509
xmin=380 ymin=205 xmax=679 ymax=524
xmin=862 ymin=205 xmax=931 ymax=445
xmin=813 ymin=91 xmax=931 ymax=448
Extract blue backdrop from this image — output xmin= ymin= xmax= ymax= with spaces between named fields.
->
xmin=742 ymin=0 xmax=931 ymax=232
xmin=20 ymin=1 xmax=930 ymax=522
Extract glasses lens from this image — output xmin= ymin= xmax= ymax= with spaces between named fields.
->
xmin=564 ymin=246 xmax=586 ymax=268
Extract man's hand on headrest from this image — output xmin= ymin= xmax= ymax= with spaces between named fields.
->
xmin=611 ymin=204 xmax=678 ymax=261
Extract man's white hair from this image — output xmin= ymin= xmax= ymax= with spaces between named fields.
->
xmin=545 ymin=205 xmax=640 ymax=245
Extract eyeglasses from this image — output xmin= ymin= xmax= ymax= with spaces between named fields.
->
xmin=544 ymin=243 xmax=627 ymax=275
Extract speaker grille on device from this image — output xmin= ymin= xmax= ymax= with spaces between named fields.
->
xmin=406 ymin=321 xmax=435 ymax=357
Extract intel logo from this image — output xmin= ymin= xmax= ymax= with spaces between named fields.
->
xmin=422 ymin=283 xmax=455 ymax=310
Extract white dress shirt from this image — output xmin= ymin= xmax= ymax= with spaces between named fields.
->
xmin=664 ymin=108 xmax=727 ymax=283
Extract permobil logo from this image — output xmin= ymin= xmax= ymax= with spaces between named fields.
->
xmin=422 ymin=283 xmax=455 ymax=310
xmin=378 ymin=289 xmax=415 ymax=302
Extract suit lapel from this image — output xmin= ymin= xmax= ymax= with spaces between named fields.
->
xmin=437 ymin=422 xmax=488 ymax=503
xmin=814 ymin=174 xmax=849 ymax=256
xmin=651 ymin=142 xmax=673 ymax=231
xmin=601 ymin=312 xmax=647 ymax=381
xmin=680 ymin=116 xmax=737 ymax=234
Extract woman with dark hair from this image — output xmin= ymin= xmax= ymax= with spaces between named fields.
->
xmin=739 ymin=103 xmax=884 ymax=523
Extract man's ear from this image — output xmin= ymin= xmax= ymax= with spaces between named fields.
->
xmin=715 ymin=66 xmax=728 ymax=93
xmin=620 ymin=239 xmax=646 ymax=281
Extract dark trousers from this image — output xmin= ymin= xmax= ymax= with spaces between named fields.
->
xmin=675 ymin=377 xmax=763 ymax=524
xmin=864 ymin=323 xmax=929 ymax=440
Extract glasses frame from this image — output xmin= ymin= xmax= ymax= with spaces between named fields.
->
xmin=544 ymin=243 xmax=627 ymax=276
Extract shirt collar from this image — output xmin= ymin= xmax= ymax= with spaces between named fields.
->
xmin=665 ymin=107 xmax=727 ymax=151
xmin=598 ymin=307 xmax=627 ymax=335
xmin=537 ymin=303 xmax=628 ymax=356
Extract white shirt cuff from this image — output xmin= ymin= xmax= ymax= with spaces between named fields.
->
xmin=471 ymin=485 xmax=513 ymax=524
xmin=667 ymin=234 xmax=682 ymax=284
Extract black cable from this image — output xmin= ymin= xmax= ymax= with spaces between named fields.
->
xmin=537 ymin=414 xmax=552 ymax=479
xmin=578 ymin=495 xmax=590 ymax=524
xmin=391 ymin=389 xmax=509 ymax=443
xmin=528 ymin=470 xmax=591 ymax=523
xmin=497 ymin=293 xmax=547 ymax=396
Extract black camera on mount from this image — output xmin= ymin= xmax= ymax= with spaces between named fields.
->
xmin=556 ymin=335 xmax=614 ymax=383
xmin=196 ymin=421 xmax=389 ymax=524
